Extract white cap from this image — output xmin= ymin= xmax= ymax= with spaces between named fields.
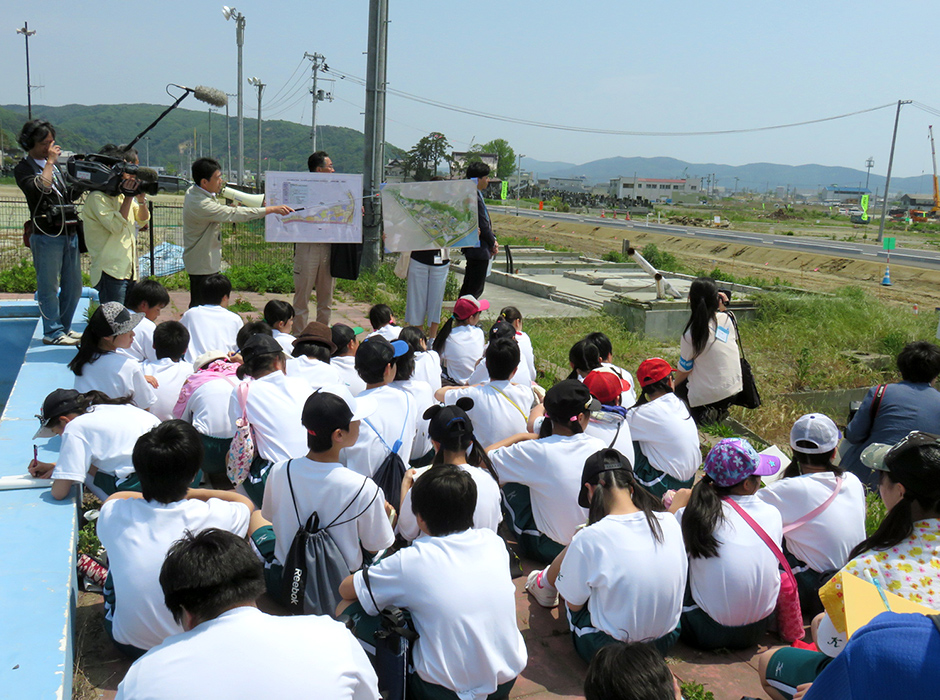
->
xmin=790 ymin=413 xmax=841 ymax=454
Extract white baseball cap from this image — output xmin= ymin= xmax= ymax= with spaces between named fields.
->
xmin=790 ymin=413 xmax=841 ymax=454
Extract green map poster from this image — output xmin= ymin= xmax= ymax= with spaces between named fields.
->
xmin=381 ymin=180 xmax=480 ymax=253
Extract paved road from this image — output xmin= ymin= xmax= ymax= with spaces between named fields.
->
xmin=510 ymin=210 xmax=940 ymax=272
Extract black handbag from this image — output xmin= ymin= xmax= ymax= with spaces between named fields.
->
xmin=330 ymin=242 xmax=363 ymax=280
xmin=727 ymin=311 xmax=761 ymax=409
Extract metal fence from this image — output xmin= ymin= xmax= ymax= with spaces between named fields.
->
xmin=0 ymin=196 xmax=293 ymax=278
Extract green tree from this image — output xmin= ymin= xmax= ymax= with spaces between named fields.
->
xmin=407 ymin=131 xmax=452 ymax=181
xmin=480 ymin=138 xmax=516 ymax=180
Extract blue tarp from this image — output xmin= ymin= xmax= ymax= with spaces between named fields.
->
xmin=138 ymin=241 xmax=185 ymax=278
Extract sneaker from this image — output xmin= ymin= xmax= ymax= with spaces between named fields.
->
xmin=525 ymin=569 xmax=558 ymax=608
xmin=66 ymin=330 xmax=83 ymax=340
xmin=43 ymin=334 xmax=80 ymax=346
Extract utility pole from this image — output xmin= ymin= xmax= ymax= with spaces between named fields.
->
xmin=16 ymin=22 xmax=37 ymax=120
xmin=208 ymin=107 xmax=217 ymax=156
xmin=222 ymin=6 xmax=246 ymax=185
xmin=225 ymin=93 xmax=235 ymax=180
xmin=247 ymin=77 xmax=265 ymax=190
xmin=362 ymin=0 xmax=389 ymax=271
xmin=865 ymin=157 xmax=875 ymax=190
xmin=304 ymin=53 xmax=332 ymax=152
xmin=877 ymin=100 xmax=912 ymax=243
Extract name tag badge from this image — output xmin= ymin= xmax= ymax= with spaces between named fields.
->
xmin=715 ymin=325 xmax=730 ymax=343
xmin=433 ymin=254 xmax=443 ymax=265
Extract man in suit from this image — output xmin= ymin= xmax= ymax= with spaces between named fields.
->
xmin=14 ymin=120 xmax=84 ymax=345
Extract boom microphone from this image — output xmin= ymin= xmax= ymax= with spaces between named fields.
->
xmin=176 ymin=85 xmax=229 ymax=108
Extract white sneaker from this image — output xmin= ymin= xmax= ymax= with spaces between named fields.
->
xmin=66 ymin=330 xmax=83 ymax=340
xmin=43 ymin=334 xmax=80 ymax=346
xmin=525 ymin=569 xmax=558 ymax=608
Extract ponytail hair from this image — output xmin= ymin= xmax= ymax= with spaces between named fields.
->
xmin=236 ymin=351 xmax=285 ymax=380
xmin=848 ymin=472 xmax=940 ymax=559
xmin=497 ymin=306 xmax=522 ymax=326
xmin=681 ymin=474 xmax=758 ymax=559
xmin=68 ymin=324 xmax=112 ymax=376
xmin=683 ymin=277 xmax=720 ymax=357
xmin=432 ymin=316 xmax=457 ymax=354
xmin=587 ymin=467 xmax=664 ymax=541
xmin=432 ymin=431 xmax=499 ymax=482
xmin=77 ymin=390 xmax=135 ymax=410
xmin=569 ymin=339 xmax=602 ymax=377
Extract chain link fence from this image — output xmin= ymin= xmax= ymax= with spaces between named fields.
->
xmin=0 ymin=196 xmax=294 ymax=280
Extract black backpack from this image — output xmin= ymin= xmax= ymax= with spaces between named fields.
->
xmin=363 ymin=392 xmax=411 ymax=505
xmin=280 ymin=461 xmax=376 ymax=615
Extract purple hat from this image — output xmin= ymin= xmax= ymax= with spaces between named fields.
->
xmin=704 ymin=438 xmax=781 ymax=487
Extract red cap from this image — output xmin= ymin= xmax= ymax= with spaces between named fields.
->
xmin=583 ymin=368 xmax=630 ymax=404
xmin=453 ymin=295 xmax=490 ymax=320
xmin=637 ymin=358 xmax=675 ymax=388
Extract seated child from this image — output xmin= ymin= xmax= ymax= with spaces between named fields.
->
xmin=122 ymin=279 xmax=170 ymax=362
xmin=466 ymin=320 xmax=533 ymax=387
xmin=30 ymin=388 xmax=160 ymax=500
xmin=264 ymin=299 xmax=296 ymax=354
xmin=286 ymin=322 xmax=342 ymax=390
xmin=70 ymin=302 xmax=157 ymax=409
xmin=584 ymin=332 xmax=637 ymax=407
xmin=584 ymin=642 xmax=682 ymax=700
xmin=389 ymin=341 xmax=435 ymax=465
xmin=339 ymin=465 xmax=527 ymax=700
xmin=401 ymin=325 xmax=442 ymax=394
xmin=496 ymin=306 xmax=536 ymax=384
xmin=97 ymin=420 xmax=257 ymax=657
xmin=115 ymin=529 xmax=379 ymax=700
xmin=432 ymin=295 xmax=488 ymax=385
xmin=367 ymin=303 xmax=401 ymax=341
xmin=579 ymin=368 xmax=635 ymax=466
xmin=180 ymin=273 xmax=242 ymax=362
xmin=254 ymin=386 xmax=394 ymax=603
xmin=331 ymin=324 xmax=367 ymax=396
xmin=142 ymin=321 xmax=193 ymax=421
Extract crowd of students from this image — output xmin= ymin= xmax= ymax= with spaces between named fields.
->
xmin=26 ymin=276 xmax=940 ymax=700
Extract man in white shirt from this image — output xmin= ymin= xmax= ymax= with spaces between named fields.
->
xmin=115 ymin=528 xmax=379 ymax=700
xmin=180 ymin=273 xmax=243 ymax=362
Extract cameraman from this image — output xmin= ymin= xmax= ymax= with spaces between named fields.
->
xmin=82 ymin=144 xmax=150 ymax=305
xmin=14 ymin=120 xmax=83 ymax=346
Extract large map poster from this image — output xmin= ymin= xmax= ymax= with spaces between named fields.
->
xmin=381 ymin=179 xmax=479 ymax=253
xmin=264 ymin=171 xmax=363 ymax=243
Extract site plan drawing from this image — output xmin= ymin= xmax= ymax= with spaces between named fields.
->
xmin=381 ymin=179 xmax=479 ymax=253
xmin=264 ymin=171 xmax=363 ymax=243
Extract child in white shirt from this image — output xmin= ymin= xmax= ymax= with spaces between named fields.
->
xmin=286 ymin=321 xmax=341 ymax=390
xmin=401 ymin=325 xmax=442 ymax=394
xmin=180 ymin=273 xmax=242 ymax=362
xmin=432 ymin=295 xmax=488 ymax=384
xmin=142 ymin=321 xmax=193 ymax=421
xmin=496 ymin=306 xmax=536 ymax=383
xmin=331 ymin=323 xmax=367 ymax=396
xmin=264 ymin=299 xmax=296 ymax=354
xmin=122 ymin=279 xmax=169 ymax=362
xmin=366 ymin=303 xmax=401 ymax=341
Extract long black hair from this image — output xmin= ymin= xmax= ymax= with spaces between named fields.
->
xmin=497 ymin=306 xmax=522 ymax=326
xmin=781 ymin=448 xmax=844 ymax=479
xmin=432 ymin=313 xmax=474 ymax=355
xmin=683 ymin=277 xmax=720 ymax=358
xmin=585 ymin=332 xmax=613 ymax=362
xmin=432 ymin=429 xmax=498 ymax=482
xmin=587 ymin=464 xmax=665 ymax=541
xmin=848 ymin=471 xmax=940 ymax=559
xmin=68 ymin=310 xmax=115 ymax=376
xmin=681 ymin=474 xmax=759 ymax=559
xmin=567 ymin=338 xmax=602 ymax=379
xmin=236 ymin=351 xmax=286 ymax=380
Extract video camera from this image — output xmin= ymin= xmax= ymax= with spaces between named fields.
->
xmin=65 ymin=153 xmax=160 ymax=197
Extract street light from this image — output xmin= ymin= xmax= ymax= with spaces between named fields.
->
xmin=248 ymin=77 xmax=265 ymax=190
xmin=16 ymin=22 xmax=37 ymax=120
xmin=516 ymin=152 xmax=525 ymax=215
xmin=222 ymin=6 xmax=245 ymax=185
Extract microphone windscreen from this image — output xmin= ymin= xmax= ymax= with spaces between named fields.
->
xmin=193 ymin=86 xmax=228 ymax=107
xmin=136 ymin=167 xmax=159 ymax=183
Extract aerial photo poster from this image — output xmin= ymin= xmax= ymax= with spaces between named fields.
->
xmin=381 ymin=179 xmax=480 ymax=253
xmin=264 ymin=171 xmax=363 ymax=243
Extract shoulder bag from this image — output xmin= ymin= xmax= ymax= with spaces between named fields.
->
xmin=727 ymin=311 xmax=761 ymax=410
xmin=226 ymin=382 xmax=256 ymax=486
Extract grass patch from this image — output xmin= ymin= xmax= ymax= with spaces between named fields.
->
xmin=77 ymin=521 xmax=101 ymax=558
xmin=0 ymin=259 xmax=37 ymax=293
xmin=228 ymin=297 xmax=255 ymax=313
xmin=865 ymin=490 xmax=887 ymax=537
xmin=226 ymin=261 xmax=293 ymax=294
xmin=334 ymin=259 xmax=460 ymax=322
xmin=679 ymin=680 xmax=716 ymax=700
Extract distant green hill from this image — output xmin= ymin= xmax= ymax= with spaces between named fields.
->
xmin=0 ymin=103 xmax=403 ymax=176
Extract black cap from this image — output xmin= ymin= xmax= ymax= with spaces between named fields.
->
xmin=882 ymin=431 xmax=940 ymax=498
xmin=424 ymin=398 xmax=475 ymax=443
xmin=578 ymin=448 xmax=634 ymax=508
xmin=488 ymin=320 xmax=515 ymax=343
xmin=355 ymin=336 xmax=409 ymax=374
xmin=35 ymin=388 xmax=83 ymax=437
xmin=239 ymin=333 xmax=283 ymax=363
xmin=544 ymin=379 xmax=597 ymax=423
xmin=301 ymin=386 xmax=377 ymax=439
xmin=331 ymin=324 xmax=364 ymax=355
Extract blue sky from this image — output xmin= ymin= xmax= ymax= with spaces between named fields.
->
xmin=3 ymin=1 xmax=939 ymax=178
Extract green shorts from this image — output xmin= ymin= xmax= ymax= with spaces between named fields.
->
xmin=250 ymin=525 xmax=283 ymax=600
xmin=566 ymin=606 xmax=679 ymax=662
xmin=200 ymin=434 xmax=233 ymax=475
xmin=632 ymin=442 xmax=694 ymax=498
xmin=242 ymin=454 xmax=273 ymax=509
xmin=763 ymin=647 xmax=833 ymax=699
xmin=92 ymin=471 xmax=142 ymax=496
xmin=680 ymin=584 xmax=771 ymax=651
xmin=500 ymin=483 xmax=565 ymax=564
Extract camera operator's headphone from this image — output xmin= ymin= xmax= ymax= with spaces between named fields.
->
xmin=18 ymin=120 xmax=54 ymax=151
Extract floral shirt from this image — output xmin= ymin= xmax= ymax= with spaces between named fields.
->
xmin=843 ymin=519 xmax=940 ymax=608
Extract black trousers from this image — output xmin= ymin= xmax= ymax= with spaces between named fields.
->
xmin=458 ymin=258 xmax=489 ymax=299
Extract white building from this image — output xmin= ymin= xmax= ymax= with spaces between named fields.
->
xmin=608 ymin=176 xmax=702 ymax=199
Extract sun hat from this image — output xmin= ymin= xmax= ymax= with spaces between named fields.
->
xmin=704 ymin=438 xmax=782 ymax=487
xmin=88 ymin=302 xmax=144 ymax=337
xmin=790 ymin=413 xmax=841 ymax=454
xmin=453 ymin=295 xmax=490 ymax=321
xmin=355 ymin=336 xmax=409 ymax=374
xmin=293 ymin=322 xmax=337 ymax=353
xmin=583 ymin=368 xmax=630 ymax=405
xmin=301 ymin=384 xmax=377 ymax=438
xmin=193 ymin=350 xmax=228 ymax=371
xmin=636 ymin=358 xmax=675 ymax=388
xmin=34 ymin=388 xmax=83 ymax=438
xmin=861 ymin=431 xmax=940 ymax=497
xmin=578 ymin=448 xmax=634 ymax=507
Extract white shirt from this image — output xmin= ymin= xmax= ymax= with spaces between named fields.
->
xmin=516 ymin=331 xmax=537 ymax=382
xmin=97 ymin=497 xmax=250 ymax=650
xmin=227 ymin=372 xmax=311 ymax=463
xmin=414 ymin=350 xmax=442 ymax=394
xmin=115 ymin=607 xmax=379 ymax=700
xmin=676 ymin=494 xmax=782 ymax=626
xmin=391 ymin=378 xmax=435 ymax=459
xmin=340 ymin=385 xmax=417 ymax=479
xmin=286 ymin=356 xmax=342 ymax=391
xmin=262 ymin=457 xmax=394 ymax=570
xmin=397 ymin=463 xmax=502 ymax=542
xmin=443 ymin=380 xmax=534 ymax=449
xmin=368 ymin=325 xmax=401 ymax=341
xmin=332 ymin=355 xmax=367 ymax=396
xmin=490 ymin=433 xmax=607 ymax=545
xmin=678 ymin=312 xmax=743 ymax=407
xmin=556 ymin=512 xmax=687 ymax=642
xmin=273 ymin=329 xmax=295 ymax=354
xmin=756 ymin=471 xmax=866 ymax=573
xmin=585 ymin=411 xmax=635 ymax=467
xmin=353 ymin=529 xmax=526 ymax=700
xmin=122 ymin=316 xmax=158 ymax=363
xmin=466 ymin=348 xmax=533 ymax=388
xmin=180 ymin=305 xmax=243 ymax=363
xmin=440 ymin=325 xmax=484 ymax=384
xmin=51 ymin=404 xmax=161 ymax=483
xmin=74 ymin=351 xmax=157 ymax=409
xmin=624 ymin=393 xmax=701 ymax=481
xmin=181 ymin=375 xmax=240 ymax=438
xmin=142 ymin=358 xmax=193 ymax=421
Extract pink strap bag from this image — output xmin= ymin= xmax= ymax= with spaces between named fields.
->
xmin=226 ymin=382 xmax=256 ymax=487
xmin=723 ymin=497 xmax=804 ymax=642
xmin=782 ymin=476 xmax=843 ymax=535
